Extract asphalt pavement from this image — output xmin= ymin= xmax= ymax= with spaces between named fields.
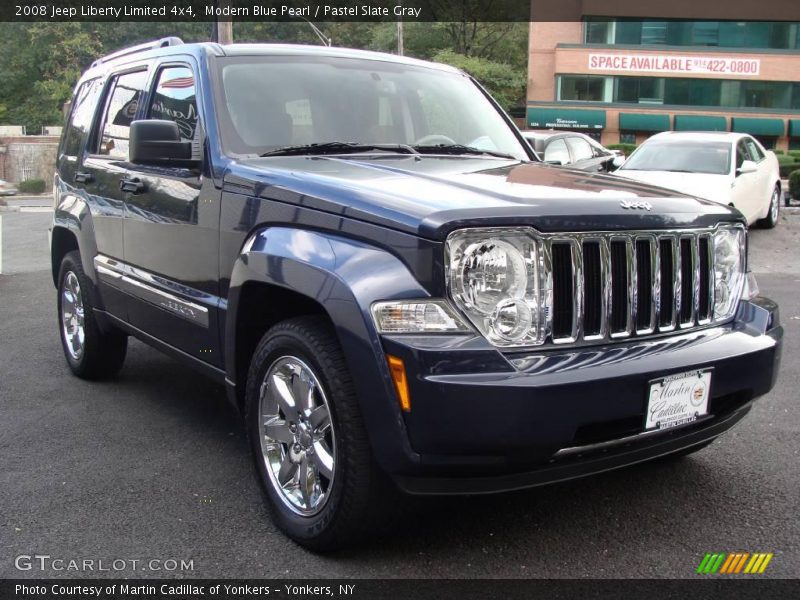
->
xmin=0 ymin=210 xmax=798 ymax=579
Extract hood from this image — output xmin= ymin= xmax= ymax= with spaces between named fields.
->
xmin=225 ymin=155 xmax=741 ymax=240
xmin=615 ymin=170 xmax=732 ymax=205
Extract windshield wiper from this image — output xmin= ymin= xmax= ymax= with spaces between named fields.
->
xmin=412 ymin=144 xmax=518 ymax=160
xmin=260 ymin=141 xmax=418 ymax=157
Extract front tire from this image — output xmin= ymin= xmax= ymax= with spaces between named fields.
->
xmin=245 ymin=316 xmax=397 ymax=551
xmin=756 ymin=184 xmax=780 ymax=229
xmin=57 ymin=251 xmax=127 ymax=379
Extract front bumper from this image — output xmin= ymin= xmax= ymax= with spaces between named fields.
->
xmin=379 ymin=297 xmax=782 ymax=494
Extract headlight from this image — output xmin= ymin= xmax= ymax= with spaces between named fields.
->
xmin=446 ymin=228 xmax=547 ymax=346
xmin=371 ymin=300 xmax=470 ymax=333
xmin=712 ymin=225 xmax=746 ymax=321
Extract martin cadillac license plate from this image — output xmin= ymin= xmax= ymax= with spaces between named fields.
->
xmin=645 ymin=369 xmax=712 ymax=431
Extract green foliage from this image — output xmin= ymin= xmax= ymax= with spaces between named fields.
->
xmin=789 ymin=150 xmax=800 ymax=159
xmin=780 ymin=162 xmax=800 ymax=178
xmin=18 ymin=179 xmax=46 ymax=194
xmin=607 ymin=143 xmax=638 ymax=155
xmin=776 ymin=153 xmax=796 ymax=166
xmin=431 ymin=50 xmax=526 ymax=110
xmin=789 ymin=170 xmax=800 ymax=198
xmin=0 ymin=21 xmax=529 ymax=131
xmin=773 ymin=149 xmax=785 ymax=155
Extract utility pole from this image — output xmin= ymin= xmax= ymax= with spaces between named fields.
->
xmin=212 ymin=0 xmax=233 ymax=44
xmin=397 ymin=21 xmax=404 ymax=56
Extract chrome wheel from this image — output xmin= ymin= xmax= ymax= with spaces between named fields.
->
xmin=61 ymin=271 xmax=85 ymax=361
xmin=258 ymin=355 xmax=336 ymax=516
xmin=770 ymin=187 xmax=780 ymax=223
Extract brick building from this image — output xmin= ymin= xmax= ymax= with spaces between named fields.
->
xmin=527 ymin=1 xmax=800 ymax=149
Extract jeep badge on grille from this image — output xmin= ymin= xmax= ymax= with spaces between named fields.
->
xmin=620 ymin=200 xmax=653 ymax=211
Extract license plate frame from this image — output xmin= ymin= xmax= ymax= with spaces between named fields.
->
xmin=645 ymin=368 xmax=712 ymax=432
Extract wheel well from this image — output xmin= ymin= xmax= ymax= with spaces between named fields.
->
xmin=233 ymin=282 xmax=329 ymax=408
xmin=51 ymin=227 xmax=79 ymax=286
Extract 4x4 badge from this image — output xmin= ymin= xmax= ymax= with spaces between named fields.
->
xmin=620 ymin=200 xmax=652 ymax=211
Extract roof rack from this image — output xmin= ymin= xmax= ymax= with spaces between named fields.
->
xmin=90 ymin=37 xmax=184 ymax=68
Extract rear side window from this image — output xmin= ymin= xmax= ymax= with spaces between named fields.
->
xmin=97 ymin=70 xmax=148 ymax=159
xmin=566 ymin=136 xmax=594 ymax=161
xmin=736 ymin=140 xmax=750 ymax=168
xmin=62 ymin=79 xmax=102 ymax=157
xmin=745 ymin=138 xmax=765 ymax=162
xmin=149 ymin=66 xmax=199 ymax=157
xmin=544 ymin=138 xmax=571 ymax=165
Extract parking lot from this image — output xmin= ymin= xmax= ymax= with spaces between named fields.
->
xmin=1 ymin=202 xmax=798 ymax=579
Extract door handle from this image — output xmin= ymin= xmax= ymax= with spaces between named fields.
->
xmin=120 ymin=177 xmax=145 ymax=194
xmin=74 ymin=171 xmax=94 ymax=184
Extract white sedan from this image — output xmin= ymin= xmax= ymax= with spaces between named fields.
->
xmin=614 ymin=132 xmax=781 ymax=228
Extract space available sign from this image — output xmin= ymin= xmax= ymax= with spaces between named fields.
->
xmin=589 ymin=53 xmax=760 ymax=76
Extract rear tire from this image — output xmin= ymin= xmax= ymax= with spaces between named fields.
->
xmin=57 ymin=251 xmax=127 ymax=379
xmin=756 ymin=184 xmax=780 ymax=229
xmin=245 ymin=316 xmax=398 ymax=551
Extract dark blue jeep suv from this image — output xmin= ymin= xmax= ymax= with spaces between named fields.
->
xmin=52 ymin=38 xmax=782 ymax=549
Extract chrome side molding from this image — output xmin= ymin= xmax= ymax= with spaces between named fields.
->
xmin=93 ymin=254 xmax=209 ymax=328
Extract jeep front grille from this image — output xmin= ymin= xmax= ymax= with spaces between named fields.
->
xmin=546 ymin=230 xmax=714 ymax=345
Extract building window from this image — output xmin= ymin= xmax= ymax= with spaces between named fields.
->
xmin=559 ymin=75 xmax=607 ymax=102
xmin=641 ymin=21 xmax=667 ymax=45
xmin=691 ymin=22 xmax=719 ymax=46
xmin=615 ymin=77 xmax=664 ymax=104
xmin=585 ymin=19 xmax=612 ymax=44
xmin=738 ymin=81 xmax=792 ymax=109
xmin=664 ymin=79 xmax=721 ymax=107
xmin=789 ymin=138 xmax=800 ymax=151
xmin=559 ymin=74 xmax=800 ymax=110
xmin=583 ymin=18 xmax=800 ymax=50
xmin=619 ymin=132 xmax=637 ymax=144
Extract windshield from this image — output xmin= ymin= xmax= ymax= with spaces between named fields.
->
xmin=621 ymin=140 xmax=731 ymax=175
xmin=213 ymin=55 xmax=529 ymax=160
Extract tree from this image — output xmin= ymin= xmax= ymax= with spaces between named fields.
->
xmin=0 ymin=20 xmax=529 ymax=131
xmin=432 ymin=50 xmax=526 ymax=110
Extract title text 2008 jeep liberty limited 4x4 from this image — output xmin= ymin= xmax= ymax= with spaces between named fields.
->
xmin=53 ymin=38 xmax=782 ymax=549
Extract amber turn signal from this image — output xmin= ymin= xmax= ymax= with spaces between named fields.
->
xmin=386 ymin=354 xmax=411 ymax=412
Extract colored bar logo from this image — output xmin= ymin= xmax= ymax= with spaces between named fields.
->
xmin=697 ymin=552 xmax=773 ymax=574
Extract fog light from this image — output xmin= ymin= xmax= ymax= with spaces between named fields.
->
xmin=491 ymin=298 xmax=533 ymax=341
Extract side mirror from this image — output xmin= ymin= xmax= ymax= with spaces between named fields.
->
xmin=612 ymin=155 xmax=626 ymax=169
xmin=736 ymin=159 xmax=757 ymax=175
xmin=129 ymin=120 xmax=195 ymax=166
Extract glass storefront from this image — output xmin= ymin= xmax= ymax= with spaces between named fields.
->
xmin=559 ymin=75 xmax=800 ymax=110
xmin=584 ymin=19 xmax=800 ymax=50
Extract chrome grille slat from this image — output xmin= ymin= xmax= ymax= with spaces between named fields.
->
xmin=572 ymin=239 xmax=583 ymax=342
xmin=679 ymin=236 xmax=695 ymax=328
xmin=648 ymin=236 xmax=658 ymax=334
xmin=546 ymin=230 xmax=714 ymax=347
xmin=626 ymin=237 xmax=636 ymax=337
xmin=692 ymin=236 xmax=701 ymax=325
xmin=599 ymin=237 xmax=611 ymax=340
xmin=674 ymin=236 xmax=683 ymax=328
